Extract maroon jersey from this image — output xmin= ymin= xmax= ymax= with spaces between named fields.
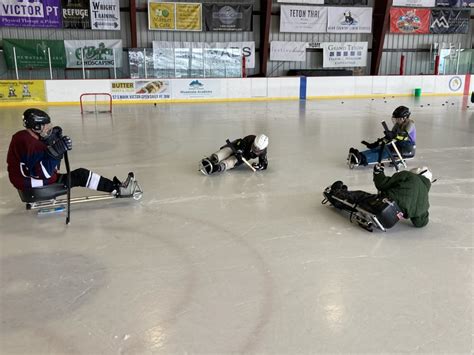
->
xmin=7 ymin=130 xmax=60 ymax=190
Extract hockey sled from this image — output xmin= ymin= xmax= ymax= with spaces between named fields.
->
xmin=322 ymin=185 xmax=403 ymax=232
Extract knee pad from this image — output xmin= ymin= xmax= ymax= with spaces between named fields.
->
xmin=212 ymin=147 xmax=233 ymax=163
xmin=71 ymin=168 xmax=90 ymax=186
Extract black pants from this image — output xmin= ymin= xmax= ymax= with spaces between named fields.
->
xmin=57 ymin=168 xmax=115 ymax=193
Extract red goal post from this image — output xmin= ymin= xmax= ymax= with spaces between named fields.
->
xmin=80 ymin=93 xmax=113 ymax=114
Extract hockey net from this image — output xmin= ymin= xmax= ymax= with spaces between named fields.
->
xmin=80 ymin=93 xmax=113 ymax=114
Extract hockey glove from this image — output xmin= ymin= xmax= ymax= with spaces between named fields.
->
xmin=384 ymin=130 xmax=396 ymax=141
xmin=47 ymin=135 xmax=72 ymax=159
xmin=235 ymin=150 xmax=243 ymax=162
xmin=373 ymin=163 xmax=385 ymax=175
xmin=41 ymin=126 xmax=63 ymax=146
xmin=252 ymin=162 xmax=265 ymax=171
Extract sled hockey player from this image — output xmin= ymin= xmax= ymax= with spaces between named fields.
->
xmin=348 ymin=106 xmax=416 ymax=168
xmin=324 ymin=163 xmax=432 ymax=230
xmin=200 ymin=134 xmax=268 ymax=175
xmin=7 ymin=108 xmax=140 ymax=198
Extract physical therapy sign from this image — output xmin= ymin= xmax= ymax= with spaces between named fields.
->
xmin=0 ymin=0 xmax=62 ymax=28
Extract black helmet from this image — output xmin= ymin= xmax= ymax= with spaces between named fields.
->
xmin=23 ymin=108 xmax=51 ymax=131
xmin=392 ymin=106 xmax=411 ymax=119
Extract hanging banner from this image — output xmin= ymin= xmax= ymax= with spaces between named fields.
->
xmin=327 ymin=7 xmax=372 ymax=33
xmin=435 ymin=0 xmax=473 ymax=6
xmin=280 ymin=5 xmax=327 ymax=33
xmin=203 ymin=4 xmax=252 ymax=31
xmin=149 ymin=1 xmax=175 ymax=30
xmin=62 ymin=0 xmax=91 ymax=29
xmin=322 ymin=42 xmax=368 ymax=68
xmin=430 ymin=9 xmax=469 ymax=33
xmin=325 ymin=0 xmax=368 ymax=4
xmin=0 ymin=0 xmax=62 ymax=28
xmin=64 ymin=40 xmax=122 ymax=68
xmin=393 ymin=0 xmax=435 ymax=6
xmin=90 ymin=0 xmax=120 ymax=30
xmin=111 ymin=80 xmax=171 ymax=100
xmin=0 ymin=81 xmax=46 ymax=102
xmin=270 ymin=41 xmax=307 ymax=61
xmin=3 ymin=39 xmax=66 ymax=69
xmin=176 ymin=3 xmax=201 ymax=31
xmin=390 ymin=8 xmax=431 ymax=33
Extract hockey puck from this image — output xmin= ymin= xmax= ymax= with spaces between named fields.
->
xmin=154 ymin=103 xmax=157 ymax=106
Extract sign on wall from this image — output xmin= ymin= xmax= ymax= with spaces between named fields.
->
xmin=390 ymin=8 xmax=431 ymax=33
xmin=90 ymin=0 xmax=120 ymax=30
xmin=0 ymin=80 xmax=45 ymax=102
xmin=435 ymin=0 xmax=473 ymax=6
xmin=61 ymin=0 xmax=91 ymax=29
xmin=3 ymin=39 xmax=66 ymax=69
xmin=270 ymin=41 xmax=307 ymax=61
xmin=277 ymin=0 xmax=324 ymax=3
xmin=430 ymin=9 xmax=469 ymax=33
xmin=322 ymin=42 xmax=368 ymax=68
xmin=280 ymin=5 xmax=327 ymax=33
xmin=327 ymin=7 xmax=372 ymax=33
xmin=111 ymin=80 xmax=171 ymax=100
xmin=148 ymin=1 xmax=201 ymax=31
xmin=324 ymin=0 xmax=368 ymax=3
xmin=64 ymin=40 xmax=122 ymax=68
xmin=392 ymin=0 xmax=436 ymax=6
xmin=203 ymin=4 xmax=252 ymax=31
xmin=149 ymin=2 xmax=175 ymax=30
xmin=0 ymin=0 xmax=62 ymax=28
xmin=172 ymin=79 xmax=222 ymax=99
xmin=176 ymin=3 xmax=201 ymax=31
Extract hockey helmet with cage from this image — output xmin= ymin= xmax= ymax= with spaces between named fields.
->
xmin=410 ymin=166 xmax=433 ymax=183
xmin=23 ymin=108 xmax=51 ymax=131
xmin=251 ymin=134 xmax=269 ymax=154
xmin=392 ymin=106 xmax=411 ymax=124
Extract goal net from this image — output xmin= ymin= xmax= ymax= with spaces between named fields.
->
xmin=80 ymin=93 xmax=113 ymax=114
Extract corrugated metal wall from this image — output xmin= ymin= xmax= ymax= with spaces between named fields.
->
xmin=0 ymin=0 xmax=472 ymax=79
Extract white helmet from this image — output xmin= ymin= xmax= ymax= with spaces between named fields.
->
xmin=410 ymin=166 xmax=433 ymax=182
xmin=252 ymin=134 xmax=268 ymax=154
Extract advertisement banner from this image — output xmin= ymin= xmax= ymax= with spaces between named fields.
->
xmin=176 ymin=3 xmax=201 ymax=31
xmin=390 ymin=8 xmax=431 ymax=33
xmin=435 ymin=0 xmax=473 ymax=7
xmin=393 ymin=0 xmax=435 ymax=6
xmin=322 ymin=42 xmax=368 ymax=68
xmin=111 ymin=80 xmax=171 ymax=100
xmin=430 ymin=9 xmax=469 ymax=33
xmin=61 ymin=0 xmax=91 ymax=29
xmin=3 ymin=39 xmax=66 ymax=69
xmin=149 ymin=1 xmax=175 ymax=30
xmin=90 ymin=0 xmax=120 ymax=30
xmin=270 ymin=41 xmax=307 ymax=61
xmin=0 ymin=0 xmax=61 ymax=28
xmin=203 ymin=4 xmax=252 ymax=31
xmin=0 ymin=80 xmax=45 ymax=102
xmin=327 ymin=7 xmax=372 ymax=33
xmin=172 ymin=79 xmax=222 ymax=99
xmin=277 ymin=0 xmax=324 ymax=3
xmin=280 ymin=5 xmax=327 ymax=33
xmin=64 ymin=40 xmax=123 ymax=68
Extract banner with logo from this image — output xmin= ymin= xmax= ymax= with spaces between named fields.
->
xmin=0 ymin=0 xmax=62 ymax=28
xmin=61 ymin=0 xmax=91 ymax=29
xmin=3 ymin=39 xmax=66 ymax=69
xmin=390 ymin=8 xmax=431 ymax=33
xmin=322 ymin=42 xmax=368 ymax=68
xmin=111 ymin=80 xmax=171 ymax=100
xmin=430 ymin=9 xmax=469 ymax=33
xmin=176 ymin=3 xmax=201 ymax=31
xmin=203 ymin=4 xmax=252 ymax=31
xmin=270 ymin=41 xmax=307 ymax=61
xmin=90 ymin=0 xmax=120 ymax=30
xmin=280 ymin=5 xmax=327 ymax=33
xmin=393 ymin=0 xmax=435 ymax=6
xmin=64 ymin=40 xmax=122 ymax=68
xmin=435 ymin=0 xmax=473 ymax=7
xmin=327 ymin=7 xmax=372 ymax=33
xmin=0 ymin=81 xmax=46 ymax=102
xmin=149 ymin=2 xmax=175 ymax=30
xmin=277 ymin=0 xmax=324 ymax=3
xmin=172 ymin=79 xmax=222 ymax=99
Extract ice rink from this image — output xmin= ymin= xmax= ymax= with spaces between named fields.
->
xmin=0 ymin=96 xmax=473 ymax=354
